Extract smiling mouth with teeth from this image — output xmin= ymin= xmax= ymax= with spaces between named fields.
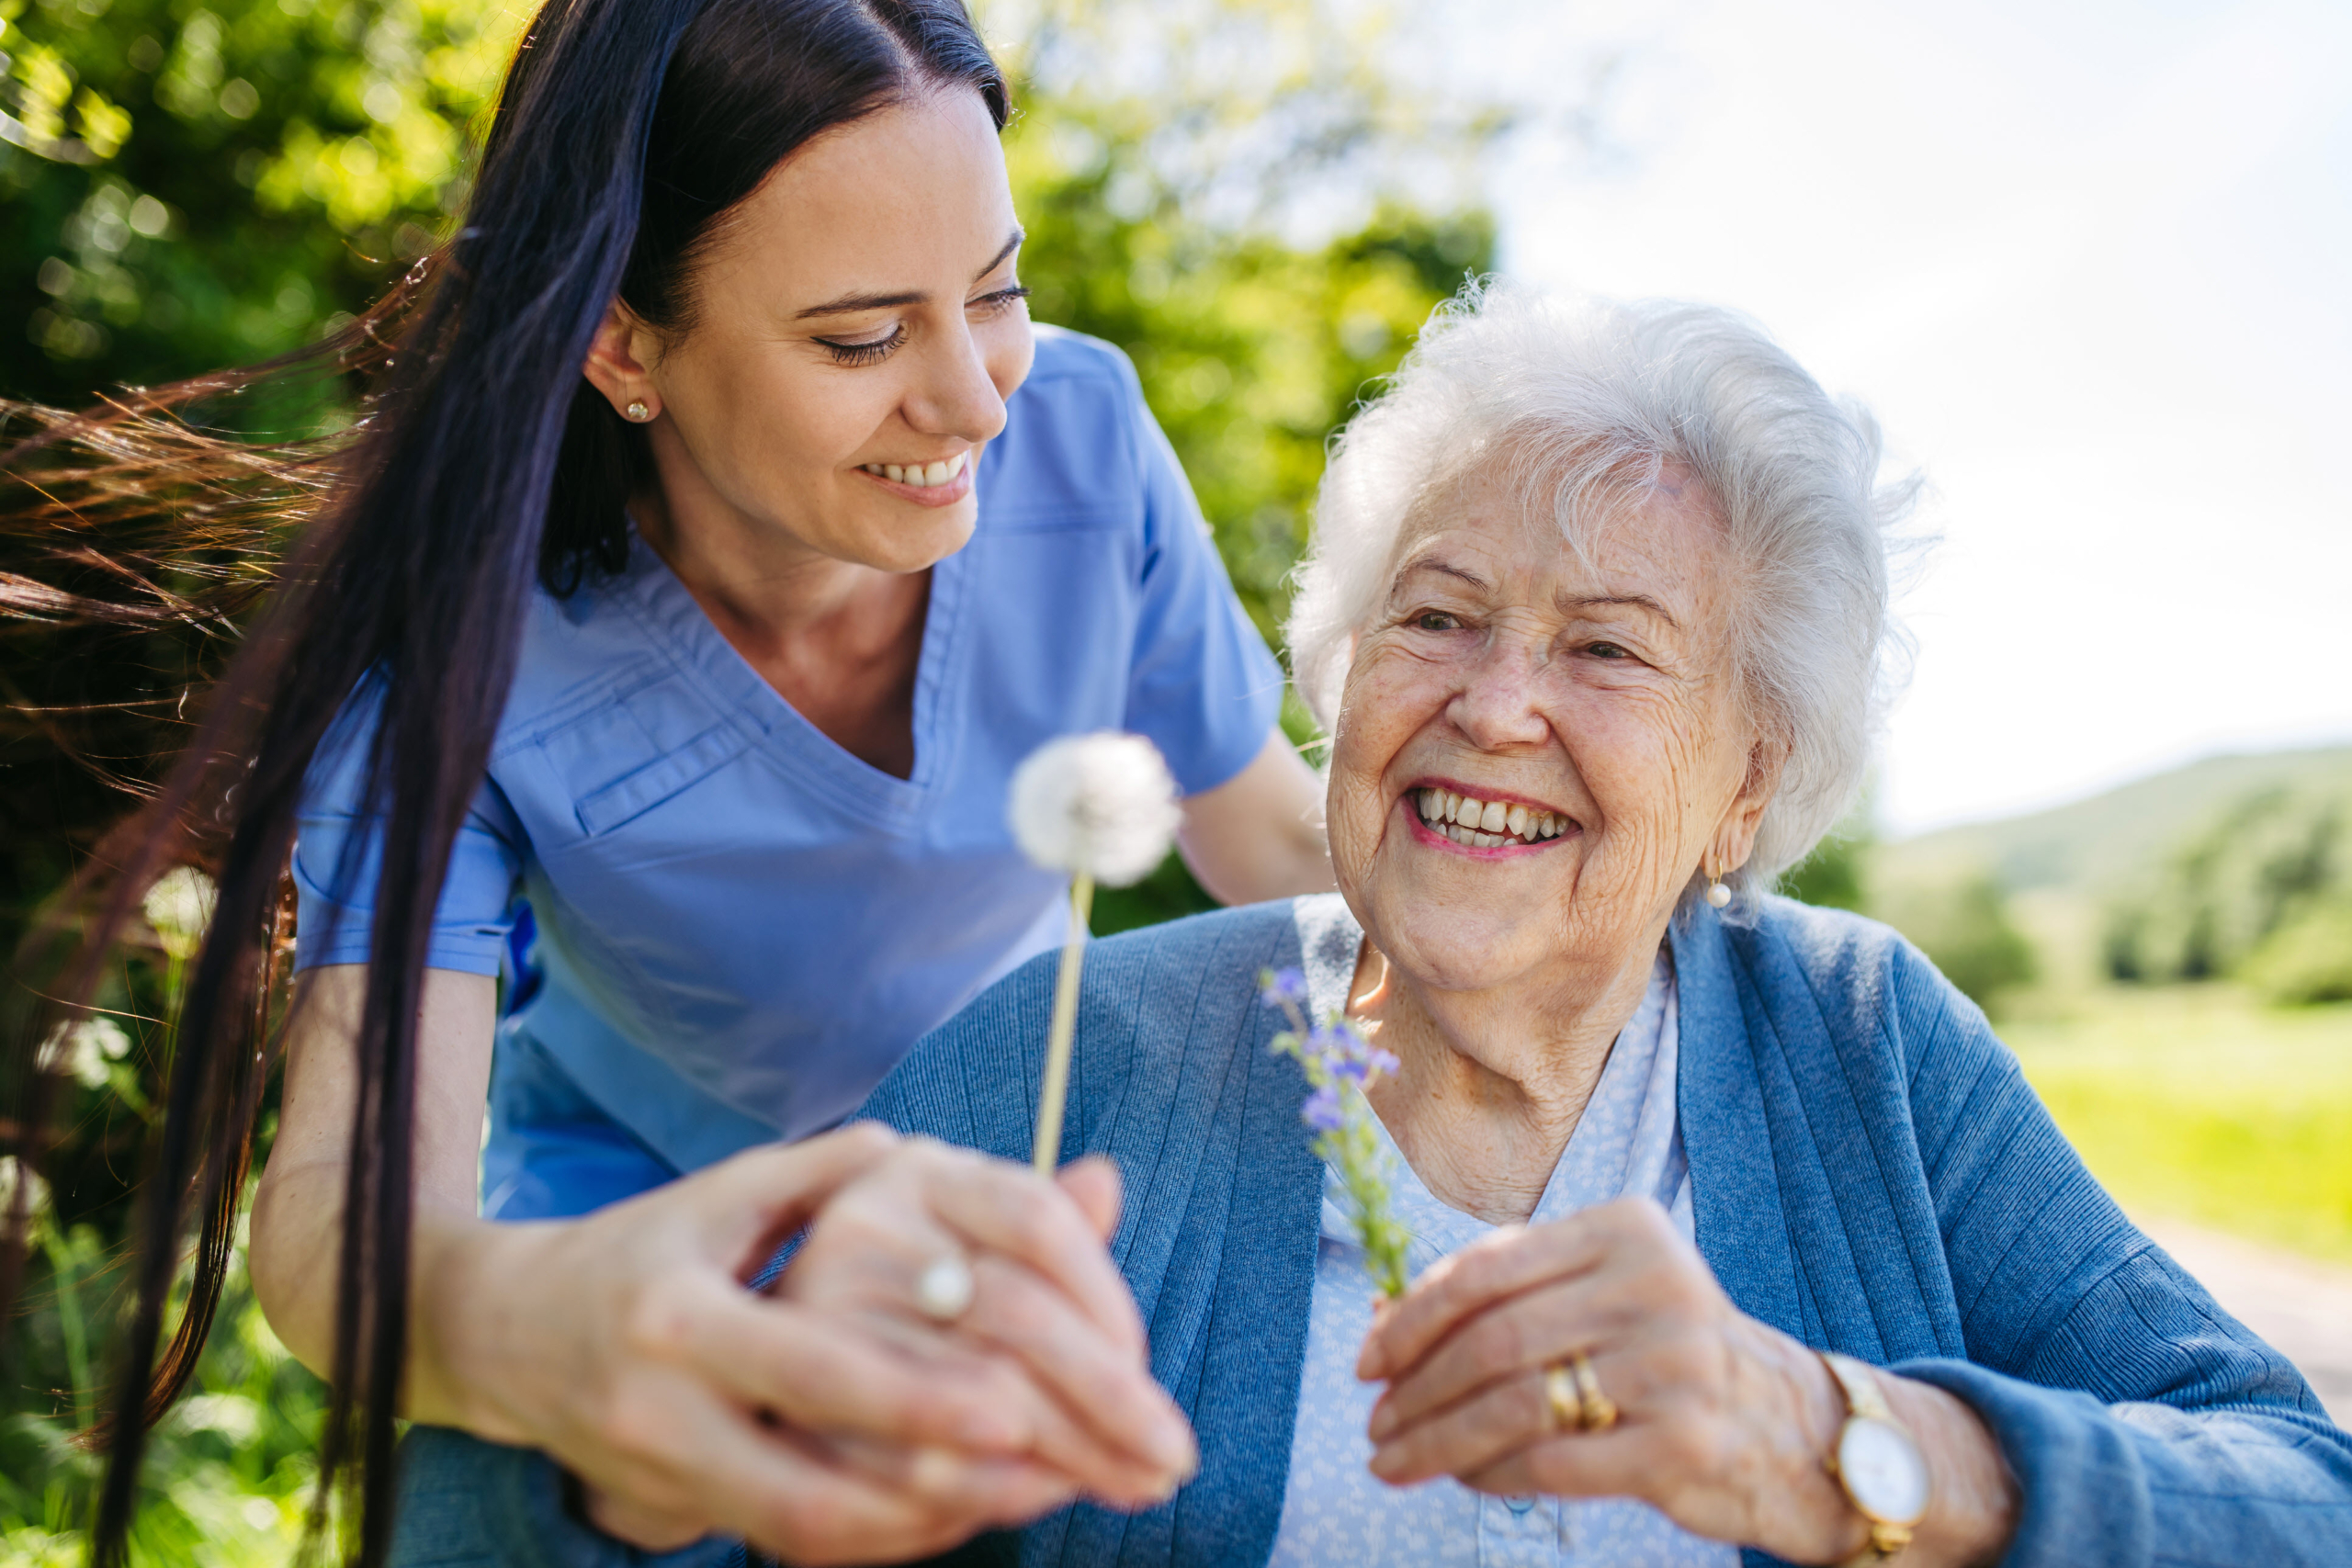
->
xmin=859 ymin=452 xmax=970 ymax=489
xmin=1411 ymin=785 xmax=1573 ymax=850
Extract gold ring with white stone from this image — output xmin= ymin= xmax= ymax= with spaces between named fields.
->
xmin=914 ymin=1251 xmax=976 ymax=1322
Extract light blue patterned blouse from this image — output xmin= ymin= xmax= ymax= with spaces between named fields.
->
xmin=1266 ymin=895 xmax=1740 ymax=1568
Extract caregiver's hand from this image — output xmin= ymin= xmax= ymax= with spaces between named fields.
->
xmin=418 ymin=1123 xmax=1136 ymax=1565
xmin=1355 ymin=1198 xmax=2019 ymax=1568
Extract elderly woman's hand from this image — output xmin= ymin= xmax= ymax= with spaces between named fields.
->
xmin=775 ymin=1135 xmax=1199 ymax=1513
xmin=449 ymin=1124 xmax=1190 ymax=1567
xmin=1355 ymin=1198 xmax=2018 ymax=1567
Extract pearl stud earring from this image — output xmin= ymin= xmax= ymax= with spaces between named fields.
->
xmin=1705 ymin=859 xmax=1732 ymax=908
xmin=625 ymin=400 xmax=650 ymax=422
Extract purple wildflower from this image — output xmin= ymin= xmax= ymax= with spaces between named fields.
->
xmin=1259 ymin=966 xmax=1309 ymax=1009
xmin=1301 ymin=1083 xmax=1345 ymax=1132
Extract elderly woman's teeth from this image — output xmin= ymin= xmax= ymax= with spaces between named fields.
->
xmin=861 ymin=453 xmax=969 ymax=488
xmin=1413 ymin=788 xmax=1566 ymax=847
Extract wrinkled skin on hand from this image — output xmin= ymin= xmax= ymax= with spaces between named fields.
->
xmin=571 ymin=1132 xmax=1195 ymax=1564
xmin=1356 ymin=1198 xmax=2017 ymax=1568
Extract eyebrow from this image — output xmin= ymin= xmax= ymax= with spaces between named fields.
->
xmin=1563 ymin=592 xmax=1683 ymax=630
xmin=793 ymin=227 xmax=1026 ymax=320
xmin=1396 ymin=557 xmax=1490 ymax=592
xmin=1398 ymin=558 xmax=1684 ymax=631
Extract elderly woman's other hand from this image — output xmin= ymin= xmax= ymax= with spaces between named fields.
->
xmin=1357 ymin=1198 xmax=2020 ymax=1567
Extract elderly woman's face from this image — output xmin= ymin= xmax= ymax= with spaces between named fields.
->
xmin=1327 ymin=464 xmax=1767 ymax=993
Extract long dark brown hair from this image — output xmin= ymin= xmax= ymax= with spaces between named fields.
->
xmin=0 ymin=0 xmax=1007 ymax=1560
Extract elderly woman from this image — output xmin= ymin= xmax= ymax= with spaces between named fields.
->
xmin=404 ymin=286 xmax=2352 ymax=1566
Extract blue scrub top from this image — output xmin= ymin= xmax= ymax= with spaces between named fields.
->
xmin=293 ymin=326 xmax=1284 ymax=1213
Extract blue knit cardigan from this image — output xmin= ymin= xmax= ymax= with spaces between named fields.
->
xmin=390 ymin=898 xmax=2352 ymax=1568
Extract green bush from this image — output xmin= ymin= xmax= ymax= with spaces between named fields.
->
xmin=2100 ymin=788 xmax=2344 ymax=985
xmin=2240 ymin=894 xmax=2352 ymax=1006
xmin=1780 ymin=818 xmax=1871 ymax=913
xmin=1877 ymin=871 xmax=2039 ymax=1014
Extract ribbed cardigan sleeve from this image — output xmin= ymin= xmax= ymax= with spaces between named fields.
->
xmin=1881 ymin=940 xmax=2352 ymax=1566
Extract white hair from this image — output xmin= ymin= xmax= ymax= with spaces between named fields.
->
xmin=1286 ymin=280 xmax=1916 ymax=907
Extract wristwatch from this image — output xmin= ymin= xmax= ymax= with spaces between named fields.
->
xmin=1818 ymin=1350 xmax=1931 ymax=1563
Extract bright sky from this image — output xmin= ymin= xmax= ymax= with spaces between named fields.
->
xmin=1462 ymin=0 xmax=2352 ymax=834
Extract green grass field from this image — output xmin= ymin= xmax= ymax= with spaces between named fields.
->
xmin=2004 ymin=987 xmax=2352 ymax=1265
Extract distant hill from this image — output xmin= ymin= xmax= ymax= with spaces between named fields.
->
xmin=1882 ymin=745 xmax=2352 ymax=897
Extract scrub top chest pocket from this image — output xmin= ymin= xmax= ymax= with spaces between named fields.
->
xmin=521 ymin=671 xmax=754 ymax=841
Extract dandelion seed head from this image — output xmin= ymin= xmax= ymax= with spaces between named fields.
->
xmin=143 ymin=866 xmax=218 ymax=960
xmin=1007 ymin=732 xmax=1182 ymax=886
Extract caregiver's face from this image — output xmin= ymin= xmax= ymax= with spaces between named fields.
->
xmin=641 ymin=87 xmax=1033 ymax=572
xmin=1326 ymin=464 xmax=1760 ymax=993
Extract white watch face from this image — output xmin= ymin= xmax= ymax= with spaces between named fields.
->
xmin=1838 ymin=1416 xmax=1930 ymax=1526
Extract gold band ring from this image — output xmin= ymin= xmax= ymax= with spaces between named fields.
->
xmin=1543 ymin=1362 xmax=1584 ymax=1433
xmin=1570 ymin=1350 xmax=1618 ymax=1432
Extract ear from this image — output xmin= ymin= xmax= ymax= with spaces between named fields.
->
xmin=580 ymin=299 xmax=666 ymax=422
xmin=1712 ymin=735 xmax=1790 ymax=876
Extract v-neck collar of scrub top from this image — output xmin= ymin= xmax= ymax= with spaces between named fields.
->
xmin=605 ymin=517 xmax=971 ymax=832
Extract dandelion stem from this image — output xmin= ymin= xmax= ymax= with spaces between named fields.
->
xmin=1032 ymin=871 xmax=1095 ymax=1174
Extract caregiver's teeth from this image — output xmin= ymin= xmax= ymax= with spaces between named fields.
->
xmin=869 ymin=453 xmax=969 ymax=488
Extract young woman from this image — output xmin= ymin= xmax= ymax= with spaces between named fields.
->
xmin=7 ymin=0 xmax=1329 ymax=1560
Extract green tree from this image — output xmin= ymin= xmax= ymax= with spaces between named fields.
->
xmin=3 ymin=0 xmax=522 ymax=406
xmin=2239 ymin=893 xmax=2352 ymax=1006
xmin=1878 ymin=871 xmax=2038 ymax=1014
xmin=1780 ymin=812 xmax=1872 ymax=912
xmin=2099 ymin=787 xmax=2347 ymax=987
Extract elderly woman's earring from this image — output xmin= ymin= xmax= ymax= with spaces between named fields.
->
xmin=625 ymin=399 xmax=651 ymax=422
xmin=1705 ymin=860 xmax=1732 ymax=908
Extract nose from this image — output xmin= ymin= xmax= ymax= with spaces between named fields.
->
xmin=1445 ymin=629 xmax=1552 ymax=752
xmin=901 ymin=317 xmax=1010 ymax=447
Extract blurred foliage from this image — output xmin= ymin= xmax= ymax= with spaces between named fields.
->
xmin=1 ymin=0 xmax=526 ymax=406
xmin=3 ymin=1206 xmax=327 ymax=1565
xmin=0 ymin=0 xmax=528 ymax=967
xmin=1780 ymin=799 xmax=2043 ymax=1017
xmin=2100 ymin=788 xmax=2346 ymax=995
xmin=1779 ymin=811 xmax=1871 ymax=914
xmin=1 ymin=871 xmax=322 ymax=1560
xmin=1004 ymin=93 xmax=1491 ymax=652
xmin=1878 ymin=871 xmax=2038 ymax=1017
xmin=2237 ymin=894 xmax=2352 ymax=1006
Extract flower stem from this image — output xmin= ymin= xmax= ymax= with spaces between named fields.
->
xmin=1032 ymin=871 xmax=1096 ymax=1174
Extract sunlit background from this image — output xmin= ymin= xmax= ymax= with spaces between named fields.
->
xmin=1481 ymin=0 xmax=2352 ymax=835
xmin=3 ymin=0 xmax=2347 ymax=1558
